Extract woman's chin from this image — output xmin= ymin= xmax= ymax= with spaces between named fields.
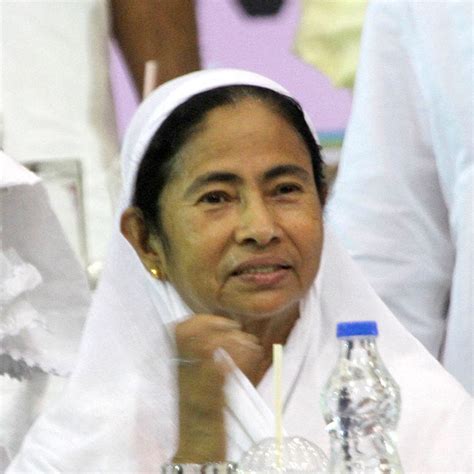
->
xmin=223 ymin=298 xmax=300 ymax=325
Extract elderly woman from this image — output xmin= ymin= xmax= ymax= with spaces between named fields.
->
xmin=9 ymin=70 xmax=471 ymax=472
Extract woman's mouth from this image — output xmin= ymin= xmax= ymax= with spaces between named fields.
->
xmin=230 ymin=260 xmax=292 ymax=286
xmin=232 ymin=264 xmax=291 ymax=276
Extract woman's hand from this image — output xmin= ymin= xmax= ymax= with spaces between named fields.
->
xmin=173 ymin=315 xmax=264 ymax=463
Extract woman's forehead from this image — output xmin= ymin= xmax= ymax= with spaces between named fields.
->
xmin=166 ymin=100 xmax=313 ymax=187
xmin=181 ymin=99 xmax=307 ymax=157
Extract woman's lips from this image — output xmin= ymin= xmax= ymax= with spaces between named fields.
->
xmin=230 ymin=259 xmax=292 ymax=286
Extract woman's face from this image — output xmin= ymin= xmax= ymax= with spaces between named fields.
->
xmin=154 ymin=99 xmax=323 ymax=324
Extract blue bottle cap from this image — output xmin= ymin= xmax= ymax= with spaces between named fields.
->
xmin=336 ymin=321 xmax=378 ymax=338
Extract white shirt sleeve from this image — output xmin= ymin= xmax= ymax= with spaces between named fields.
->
xmin=328 ymin=1 xmax=473 ymax=389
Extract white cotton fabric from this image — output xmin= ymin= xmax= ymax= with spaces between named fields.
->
xmin=328 ymin=0 xmax=473 ymax=394
xmin=1 ymin=0 xmax=120 ymax=265
xmin=0 ymin=152 xmax=91 ymax=469
xmin=0 ymin=152 xmax=90 ymax=376
xmin=8 ymin=69 xmax=472 ymax=472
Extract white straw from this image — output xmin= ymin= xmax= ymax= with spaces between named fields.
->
xmin=273 ymin=343 xmax=283 ymax=469
xmin=142 ymin=59 xmax=159 ymax=99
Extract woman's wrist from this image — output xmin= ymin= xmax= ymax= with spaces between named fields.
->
xmin=173 ymin=426 xmax=225 ymax=464
xmin=177 ymin=363 xmax=226 ymax=463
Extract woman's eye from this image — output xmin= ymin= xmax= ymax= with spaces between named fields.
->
xmin=198 ymin=191 xmax=231 ymax=204
xmin=276 ymin=183 xmax=302 ymax=195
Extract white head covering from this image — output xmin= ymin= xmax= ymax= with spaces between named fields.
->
xmin=9 ymin=70 xmax=472 ymax=473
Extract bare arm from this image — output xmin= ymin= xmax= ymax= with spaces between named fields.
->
xmin=110 ymin=0 xmax=200 ymax=95
xmin=173 ymin=315 xmax=264 ymax=462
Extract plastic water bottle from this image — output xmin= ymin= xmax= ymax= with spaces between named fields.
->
xmin=320 ymin=321 xmax=403 ymax=473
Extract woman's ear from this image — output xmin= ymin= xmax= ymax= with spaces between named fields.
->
xmin=120 ymin=207 xmax=166 ymax=275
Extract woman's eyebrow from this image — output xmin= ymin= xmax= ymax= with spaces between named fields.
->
xmin=184 ymin=171 xmax=242 ymax=197
xmin=184 ymin=165 xmax=311 ymax=198
xmin=263 ymin=164 xmax=312 ymax=182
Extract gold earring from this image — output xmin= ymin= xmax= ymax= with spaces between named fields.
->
xmin=149 ymin=267 xmax=162 ymax=280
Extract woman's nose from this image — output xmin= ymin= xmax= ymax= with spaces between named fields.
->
xmin=234 ymin=197 xmax=281 ymax=247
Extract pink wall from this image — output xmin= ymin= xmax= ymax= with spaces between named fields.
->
xmin=110 ymin=0 xmax=352 ymax=142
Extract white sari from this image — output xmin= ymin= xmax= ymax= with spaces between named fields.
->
xmin=9 ymin=69 xmax=472 ymax=473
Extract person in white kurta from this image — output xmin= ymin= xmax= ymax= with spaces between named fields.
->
xmin=328 ymin=0 xmax=473 ymax=394
xmin=8 ymin=69 xmax=472 ymax=473
xmin=2 ymin=0 xmax=120 ymax=268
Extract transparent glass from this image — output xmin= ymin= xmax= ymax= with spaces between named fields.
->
xmin=239 ymin=436 xmax=328 ymax=473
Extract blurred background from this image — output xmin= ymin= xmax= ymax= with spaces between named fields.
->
xmin=110 ymin=0 xmax=352 ymax=159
